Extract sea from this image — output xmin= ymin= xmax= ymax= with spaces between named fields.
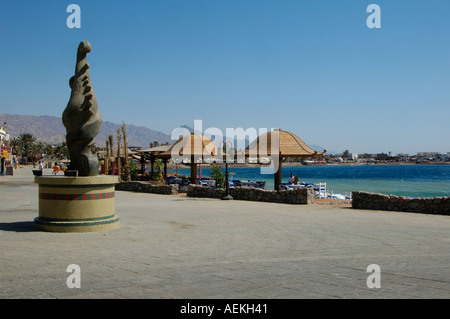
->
xmin=169 ymin=164 xmax=450 ymax=198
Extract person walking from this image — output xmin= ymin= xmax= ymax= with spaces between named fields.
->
xmin=53 ymin=162 xmax=60 ymax=175
xmin=38 ymin=161 xmax=44 ymax=172
xmin=0 ymin=157 xmax=5 ymax=176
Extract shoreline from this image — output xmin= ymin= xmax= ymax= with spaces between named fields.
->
xmin=165 ymin=162 xmax=450 ymax=199
xmin=167 ymin=161 xmax=450 ymax=169
xmin=6 ymin=164 xmax=449 ymax=202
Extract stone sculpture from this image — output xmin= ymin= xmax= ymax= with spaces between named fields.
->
xmin=34 ymin=41 xmax=120 ymax=233
xmin=62 ymin=41 xmax=101 ymax=176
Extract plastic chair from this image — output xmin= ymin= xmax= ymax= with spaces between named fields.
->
xmin=314 ymin=182 xmax=327 ymax=198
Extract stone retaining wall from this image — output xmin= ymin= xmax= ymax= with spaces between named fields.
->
xmin=352 ymin=191 xmax=450 ymax=215
xmin=187 ymin=185 xmax=315 ymax=204
xmin=116 ymin=181 xmax=178 ymax=195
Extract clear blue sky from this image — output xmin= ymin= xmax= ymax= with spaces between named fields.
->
xmin=1 ymin=0 xmax=449 ymax=154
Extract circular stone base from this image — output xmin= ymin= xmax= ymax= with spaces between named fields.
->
xmin=34 ymin=215 xmax=120 ymax=233
xmin=34 ymin=175 xmax=120 ymax=233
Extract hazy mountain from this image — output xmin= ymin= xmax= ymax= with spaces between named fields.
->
xmin=0 ymin=114 xmax=331 ymax=153
xmin=0 ymin=113 xmax=172 ymax=148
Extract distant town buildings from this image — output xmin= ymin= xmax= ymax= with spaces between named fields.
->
xmin=323 ymin=151 xmax=449 ymax=164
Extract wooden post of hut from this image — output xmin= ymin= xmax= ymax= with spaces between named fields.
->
xmin=191 ymin=162 xmax=197 ymax=184
xmin=140 ymin=153 xmax=145 ymax=175
xmin=150 ymin=153 xmax=155 ymax=178
xmin=163 ymin=158 xmax=168 ymax=179
xmin=274 ymin=157 xmax=283 ymax=191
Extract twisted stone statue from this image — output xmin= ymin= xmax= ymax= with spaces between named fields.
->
xmin=62 ymin=41 xmax=101 ymax=176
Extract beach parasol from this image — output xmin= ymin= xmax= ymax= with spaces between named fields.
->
xmin=135 ymin=145 xmax=171 ymax=177
xmin=245 ymin=129 xmax=325 ymax=190
xmin=159 ymin=133 xmax=218 ymax=184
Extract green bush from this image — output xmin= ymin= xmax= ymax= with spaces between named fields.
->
xmin=154 ymin=158 xmax=164 ymax=181
xmin=128 ymin=161 xmax=138 ymax=181
xmin=210 ymin=164 xmax=225 ymax=188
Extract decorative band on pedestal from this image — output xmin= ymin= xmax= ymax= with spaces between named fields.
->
xmin=39 ymin=192 xmax=115 ymax=201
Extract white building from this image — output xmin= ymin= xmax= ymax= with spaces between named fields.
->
xmin=0 ymin=124 xmax=8 ymax=147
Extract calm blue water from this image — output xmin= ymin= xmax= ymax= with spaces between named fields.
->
xmin=169 ymin=164 xmax=450 ymax=198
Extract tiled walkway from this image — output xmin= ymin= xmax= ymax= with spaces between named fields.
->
xmin=1 ymin=167 xmax=449 ymax=298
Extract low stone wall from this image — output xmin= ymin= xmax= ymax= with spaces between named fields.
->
xmin=352 ymin=191 xmax=450 ymax=215
xmin=116 ymin=181 xmax=178 ymax=195
xmin=187 ymin=185 xmax=315 ymax=204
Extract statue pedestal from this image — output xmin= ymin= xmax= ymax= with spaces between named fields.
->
xmin=34 ymin=175 xmax=120 ymax=233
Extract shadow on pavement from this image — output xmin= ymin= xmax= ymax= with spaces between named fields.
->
xmin=0 ymin=221 xmax=37 ymax=232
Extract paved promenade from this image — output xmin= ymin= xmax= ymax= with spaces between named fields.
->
xmin=1 ymin=167 xmax=449 ymax=299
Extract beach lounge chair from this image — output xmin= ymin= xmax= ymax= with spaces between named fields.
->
xmin=255 ymin=181 xmax=266 ymax=189
xmin=232 ymin=180 xmax=242 ymax=187
xmin=196 ymin=179 xmax=208 ymax=187
xmin=314 ymin=182 xmax=327 ymax=198
xmin=279 ymin=183 xmax=293 ymax=191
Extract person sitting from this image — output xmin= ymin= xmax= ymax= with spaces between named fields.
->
xmin=288 ymin=173 xmax=295 ymax=184
xmin=293 ymin=175 xmax=299 ymax=185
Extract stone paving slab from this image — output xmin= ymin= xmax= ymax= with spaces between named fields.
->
xmin=0 ymin=167 xmax=449 ymax=299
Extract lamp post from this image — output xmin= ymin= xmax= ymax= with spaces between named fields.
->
xmin=222 ymin=161 xmax=233 ymax=200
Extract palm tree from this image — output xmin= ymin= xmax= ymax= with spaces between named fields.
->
xmin=116 ymin=128 xmax=122 ymax=181
xmin=44 ymin=144 xmax=55 ymax=158
xmin=10 ymin=137 xmax=21 ymax=156
xmin=18 ymin=133 xmax=36 ymax=159
xmin=108 ymin=135 xmax=114 ymax=158
xmin=121 ymin=121 xmax=130 ymax=181
xmin=108 ymin=134 xmax=114 ymax=175
xmin=30 ymin=142 xmax=44 ymax=163
xmin=105 ymin=140 xmax=110 ymax=175
xmin=149 ymin=141 xmax=160 ymax=148
xmin=54 ymin=142 xmax=69 ymax=159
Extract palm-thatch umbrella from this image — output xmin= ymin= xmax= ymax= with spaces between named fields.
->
xmin=159 ymin=133 xmax=218 ymax=184
xmin=245 ymin=129 xmax=325 ymax=190
xmin=135 ymin=145 xmax=171 ymax=177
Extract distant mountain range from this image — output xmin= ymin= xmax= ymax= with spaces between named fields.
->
xmin=0 ymin=113 xmax=329 ymax=153
xmin=0 ymin=113 xmax=172 ymax=148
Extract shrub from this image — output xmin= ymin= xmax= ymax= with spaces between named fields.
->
xmin=210 ymin=164 xmax=225 ymax=188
